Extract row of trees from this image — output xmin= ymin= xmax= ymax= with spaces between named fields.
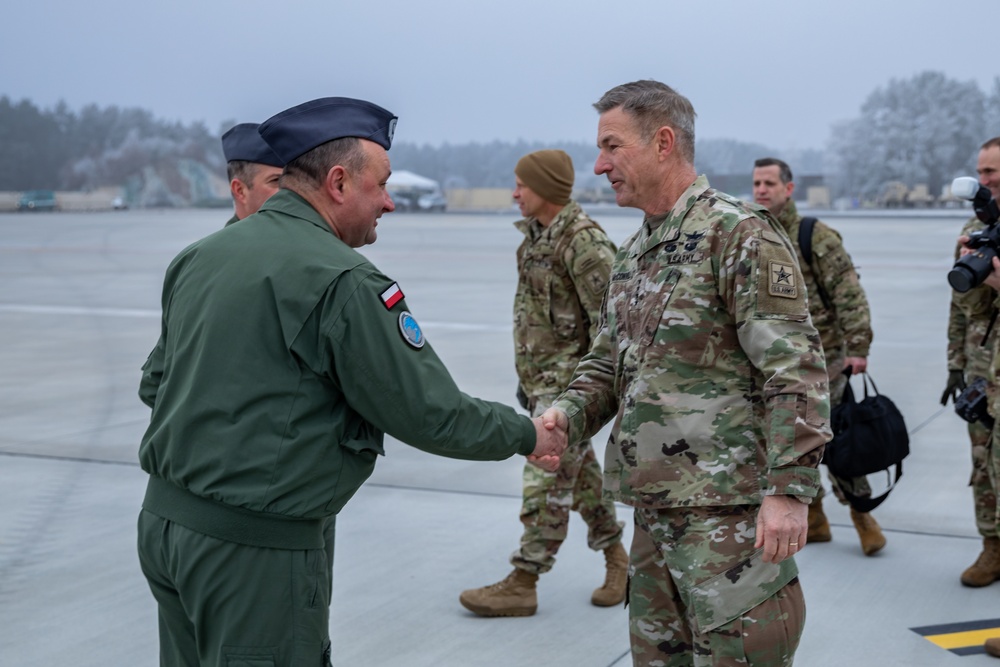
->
xmin=2 ymin=70 xmax=996 ymax=204
xmin=0 ymin=96 xmax=802 ymax=199
xmin=828 ymin=71 xmax=1000 ymax=201
xmin=0 ymin=98 xmax=222 ymax=194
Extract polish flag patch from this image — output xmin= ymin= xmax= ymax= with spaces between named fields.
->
xmin=380 ymin=282 xmax=404 ymax=309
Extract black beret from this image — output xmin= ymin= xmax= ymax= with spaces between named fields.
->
xmin=258 ymin=97 xmax=398 ymax=164
xmin=221 ymin=123 xmax=284 ymax=167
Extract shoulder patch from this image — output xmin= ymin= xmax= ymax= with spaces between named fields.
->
xmin=756 ymin=231 xmax=808 ymax=318
xmin=380 ymin=282 xmax=404 ymax=309
xmin=768 ymin=261 xmax=798 ymax=299
xmin=397 ymin=311 xmax=425 ymax=348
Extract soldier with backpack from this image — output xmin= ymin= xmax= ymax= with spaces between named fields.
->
xmin=459 ymin=149 xmax=627 ymax=617
xmin=752 ymin=157 xmax=885 ymax=556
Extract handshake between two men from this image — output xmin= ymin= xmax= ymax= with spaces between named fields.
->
xmin=526 ymin=408 xmax=571 ymax=472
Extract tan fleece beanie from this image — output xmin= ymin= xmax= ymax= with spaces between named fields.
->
xmin=514 ymin=150 xmax=574 ymax=205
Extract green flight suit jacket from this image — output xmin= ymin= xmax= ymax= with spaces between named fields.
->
xmin=139 ymin=190 xmax=534 ymax=547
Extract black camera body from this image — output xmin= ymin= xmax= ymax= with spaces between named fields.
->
xmin=949 ymin=177 xmax=1000 ymax=293
xmin=955 ymin=376 xmax=995 ymax=428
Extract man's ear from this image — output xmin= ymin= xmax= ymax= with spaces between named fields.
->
xmin=230 ymin=179 xmax=247 ymax=204
xmin=654 ymin=125 xmax=676 ymax=162
xmin=324 ymin=165 xmax=348 ymax=204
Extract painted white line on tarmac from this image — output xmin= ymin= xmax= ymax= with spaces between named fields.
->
xmin=0 ymin=304 xmax=160 ymax=318
xmin=0 ymin=303 xmax=510 ymax=331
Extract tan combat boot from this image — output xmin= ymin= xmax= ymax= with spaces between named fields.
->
xmin=807 ymin=498 xmax=832 ymax=543
xmin=850 ymin=508 xmax=886 ymax=556
xmin=985 ymin=637 xmax=1000 ymax=658
xmin=592 ymin=542 xmax=629 ymax=607
xmin=459 ymin=569 xmax=539 ymax=617
xmin=961 ymin=537 xmax=1000 ymax=587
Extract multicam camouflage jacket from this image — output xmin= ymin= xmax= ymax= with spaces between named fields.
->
xmin=513 ymin=201 xmax=616 ymax=404
xmin=776 ymin=201 xmax=872 ymax=376
xmin=949 ymin=218 xmax=996 ymax=382
xmin=553 ymin=176 xmax=831 ymax=509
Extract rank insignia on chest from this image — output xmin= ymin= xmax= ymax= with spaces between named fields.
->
xmin=398 ymin=311 xmax=425 ymax=349
xmin=380 ymin=282 xmax=404 ymax=309
xmin=683 ymin=231 xmax=706 ymax=251
xmin=768 ymin=260 xmax=798 ymax=299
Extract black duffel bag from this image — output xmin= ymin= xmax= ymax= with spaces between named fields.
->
xmin=824 ymin=369 xmax=909 ymax=512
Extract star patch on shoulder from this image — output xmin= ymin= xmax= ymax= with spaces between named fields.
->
xmin=768 ymin=260 xmax=798 ymax=299
xmin=380 ymin=282 xmax=404 ymax=309
xmin=398 ymin=311 xmax=425 ymax=349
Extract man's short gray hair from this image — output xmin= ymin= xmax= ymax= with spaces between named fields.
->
xmin=282 ymin=136 xmax=367 ymax=188
xmin=594 ymin=80 xmax=697 ymax=163
xmin=227 ymin=160 xmax=259 ymax=186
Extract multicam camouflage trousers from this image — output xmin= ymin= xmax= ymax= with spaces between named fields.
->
xmin=510 ymin=399 xmax=623 ymax=574
xmin=968 ymin=420 xmax=998 ymax=537
xmin=629 ymin=506 xmax=804 ymax=667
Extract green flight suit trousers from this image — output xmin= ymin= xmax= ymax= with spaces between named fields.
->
xmin=138 ymin=510 xmax=332 ymax=666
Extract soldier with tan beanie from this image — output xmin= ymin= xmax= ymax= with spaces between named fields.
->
xmin=459 ymin=150 xmax=628 ymax=617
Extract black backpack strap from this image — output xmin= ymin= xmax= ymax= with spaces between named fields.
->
xmin=982 ymin=307 xmax=999 ymax=348
xmin=797 ymin=217 xmax=833 ymax=310
xmin=798 ymin=217 xmax=817 ymax=266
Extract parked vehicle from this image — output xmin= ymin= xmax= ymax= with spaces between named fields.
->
xmin=17 ymin=190 xmax=58 ymax=212
xmin=417 ymin=193 xmax=447 ymax=212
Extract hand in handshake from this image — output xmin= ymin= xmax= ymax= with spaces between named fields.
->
xmin=528 ymin=408 xmax=569 ymax=472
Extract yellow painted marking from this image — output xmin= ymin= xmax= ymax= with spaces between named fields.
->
xmin=924 ymin=628 xmax=1000 ymax=649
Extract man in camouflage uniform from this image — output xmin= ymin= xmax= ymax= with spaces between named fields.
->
xmin=542 ymin=81 xmax=831 ymax=667
xmin=946 ymin=137 xmax=1000 ymax=595
xmin=960 ymin=138 xmax=1000 ymax=659
xmin=752 ymin=157 xmax=884 ymax=557
xmin=221 ymin=122 xmax=284 ymax=227
xmin=459 ymin=150 xmax=627 ymax=617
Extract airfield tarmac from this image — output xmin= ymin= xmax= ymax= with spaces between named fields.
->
xmin=1 ymin=203 xmax=997 ymax=666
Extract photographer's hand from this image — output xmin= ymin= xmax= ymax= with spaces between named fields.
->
xmin=984 ymin=256 xmax=1000 ymax=291
xmin=958 ymin=235 xmax=973 ymax=256
xmin=941 ymin=369 xmax=966 ymax=406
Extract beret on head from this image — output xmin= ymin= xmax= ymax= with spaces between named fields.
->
xmin=258 ymin=97 xmax=398 ymax=164
xmin=221 ymin=123 xmax=284 ymax=167
xmin=514 ymin=149 xmax=574 ymax=205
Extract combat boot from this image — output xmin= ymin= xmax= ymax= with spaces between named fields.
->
xmin=807 ymin=498 xmax=832 ymax=543
xmin=459 ymin=569 xmax=538 ymax=617
xmin=591 ymin=542 xmax=629 ymax=607
xmin=961 ymin=537 xmax=1000 ymax=587
xmin=985 ymin=637 xmax=1000 ymax=658
xmin=850 ymin=508 xmax=886 ymax=556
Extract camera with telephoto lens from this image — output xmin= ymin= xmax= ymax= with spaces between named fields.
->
xmin=948 ymin=176 xmax=1000 ymax=293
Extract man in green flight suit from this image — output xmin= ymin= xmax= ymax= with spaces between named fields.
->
xmin=459 ymin=150 xmax=627 ymax=617
xmin=136 ymin=97 xmax=566 ymax=667
xmin=752 ymin=157 xmax=885 ymax=557
xmin=542 ymin=80 xmax=831 ymax=667
xmin=220 ymin=122 xmax=284 ymax=227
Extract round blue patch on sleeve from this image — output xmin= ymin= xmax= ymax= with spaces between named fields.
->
xmin=398 ymin=311 xmax=424 ymax=349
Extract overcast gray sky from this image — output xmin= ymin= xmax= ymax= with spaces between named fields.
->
xmin=3 ymin=0 xmax=996 ymax=151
